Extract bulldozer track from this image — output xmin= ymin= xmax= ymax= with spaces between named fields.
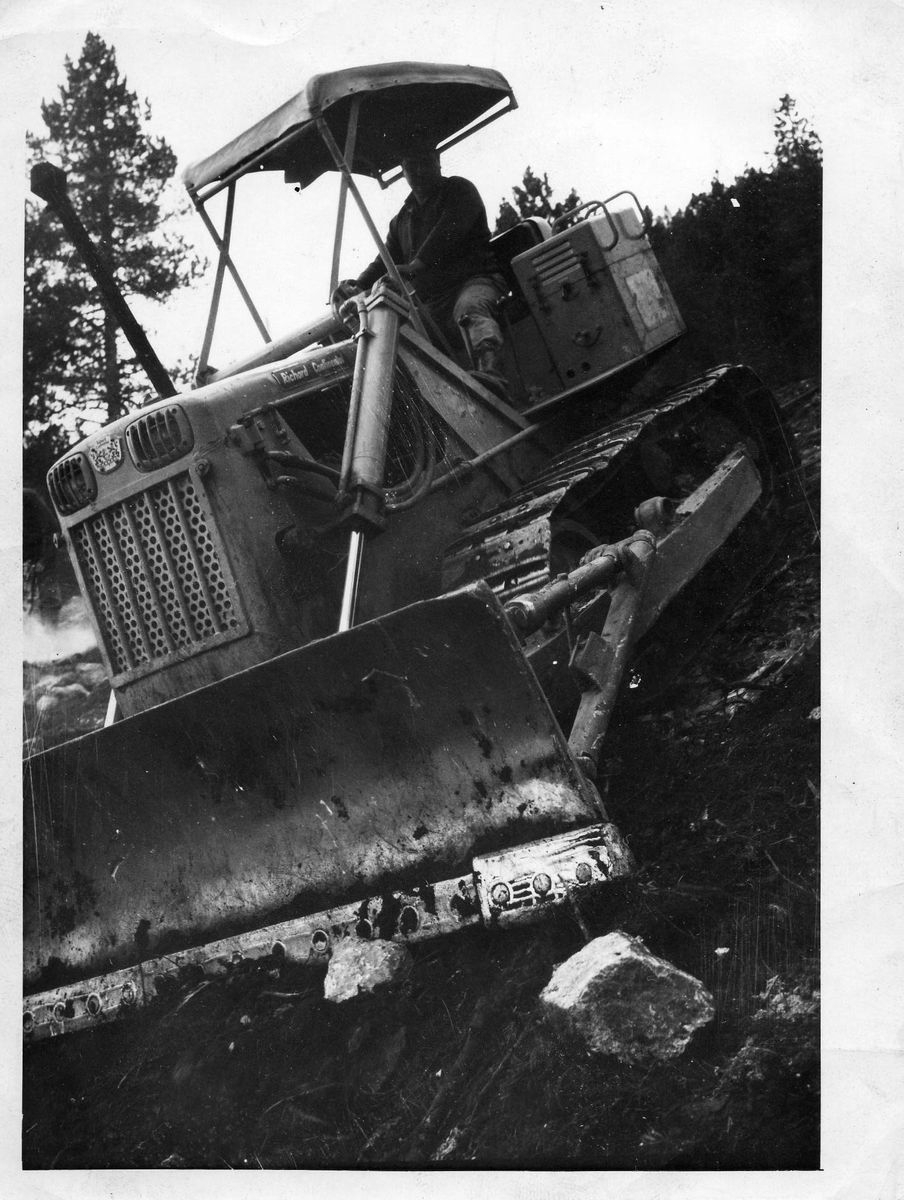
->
xmin=442 ymin=364 xmax=796 ymax=609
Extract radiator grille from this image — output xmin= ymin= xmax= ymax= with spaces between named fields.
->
xmin=72 ymin=472 xmax=243 ymax=676
xmin=125 ymin=405 xmax=194 ymax=471
xmin=48 ymin=454 xmax=97 ymax=515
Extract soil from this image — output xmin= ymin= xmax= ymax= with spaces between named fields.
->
xmin=21 ymin=383 xmax=819 ymax=1170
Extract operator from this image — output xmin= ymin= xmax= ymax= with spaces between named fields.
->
xmin=332 ymin=137 xmax=508 ymax=391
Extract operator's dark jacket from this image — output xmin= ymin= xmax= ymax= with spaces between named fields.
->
xmin=356 ymin=176 xmax=498 ymax=303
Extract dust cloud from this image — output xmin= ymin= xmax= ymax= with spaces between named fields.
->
xmin=23 ymin=596 xmax=97 ymax=665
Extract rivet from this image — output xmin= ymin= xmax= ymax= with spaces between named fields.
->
xmin=575 ymin=862 xmax=593 ymax=885
xmin=399 ymin=905 xmax=420 ymax=934
xmin=311 ymin=929 xmax=330 ymax=953
xmin=532 ymin=872 xmax=553 ymax=897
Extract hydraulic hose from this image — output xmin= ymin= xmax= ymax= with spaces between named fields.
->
xmin=384 ymin=432 xmax=437 ymax=512
xmin=266 ymin=451 xmax=341 ymax=483
xmin=274 ymin=476 xmax=338 ymax=502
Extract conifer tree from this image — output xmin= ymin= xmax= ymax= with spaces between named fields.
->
xmin=496 ymin=167 xmax=581 ymax=233
xmin=24 ymin=32 xmax=202 ymax=483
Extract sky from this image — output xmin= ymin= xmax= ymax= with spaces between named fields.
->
xmin=2 ymin=3 xmax=904 ymax=1192
xmin=1 ymin=0 xmax=886 ymax=371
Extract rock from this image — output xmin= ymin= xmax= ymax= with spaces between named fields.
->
xmin=540 ymin=930 xmax=714 ymax=1063
xmin=323 ymin=938 xmax=412 ymax=1004
xmin=75 ymin=661 xmax=107 ymax=688
xmin=32 ymin=671 xmax=66 ymax=691
xmin=48 ymin=682 xmax=91 ymax=701
xmin=433 ymin=1125 xmax=463 ymax=1161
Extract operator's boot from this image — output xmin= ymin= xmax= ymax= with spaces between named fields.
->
xmin=471 ymin=339 xmax=509 ymax=401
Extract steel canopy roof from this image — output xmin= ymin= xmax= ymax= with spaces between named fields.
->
xmin=182 ymin=62 xmax=515 ymax=198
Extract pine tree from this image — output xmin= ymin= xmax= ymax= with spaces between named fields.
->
xmin=773 ymin=94 xmax=822 ymax=168
xmin=24 ymin=32 xmax=202 ymax=484
xmin=495 ymin=167 xmax=581 ymax=233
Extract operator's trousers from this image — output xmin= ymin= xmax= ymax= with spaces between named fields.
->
xmin=421 ymin=272 xmax=506 ymax=364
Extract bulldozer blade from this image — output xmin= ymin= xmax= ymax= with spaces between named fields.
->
xmin=24 ymin=583 xmax=600 ymax=992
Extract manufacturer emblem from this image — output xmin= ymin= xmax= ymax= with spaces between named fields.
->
xmin=272 ymin=352 xmax=347 ymax=388
xmin=88 ymin=435 xmax=123 ymax=474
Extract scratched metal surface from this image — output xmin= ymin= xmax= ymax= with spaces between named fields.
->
xmin=24 ymin=583 xmax=594 ymax=992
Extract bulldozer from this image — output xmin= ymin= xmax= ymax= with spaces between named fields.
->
xmin=24 ymin=63 xmax=799 ymax=1040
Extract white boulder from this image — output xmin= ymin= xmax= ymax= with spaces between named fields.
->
xmin=540 ymin=930 xmax=714 ymax=1063
xmin=323 ymin=938 xmax=412 ymax=1004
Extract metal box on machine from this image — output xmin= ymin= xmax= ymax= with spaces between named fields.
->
xmin=510 ymin=198 xmax=685 ymax=394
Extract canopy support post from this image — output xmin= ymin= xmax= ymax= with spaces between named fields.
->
xmin=329 ymin=97 xmax=361 ymax=296
xmin=316 ymin=118 xmax=430 ymax=341
xmin=197 ymin=182 xmax=236 ymax=379
xmin=189 ymin=190 xmax=272 ymax=346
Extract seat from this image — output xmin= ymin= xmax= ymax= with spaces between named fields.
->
xmin=490 ymin=217 xmax=552 ymax=293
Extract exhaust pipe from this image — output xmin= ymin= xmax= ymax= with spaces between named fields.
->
xmin=30 ymin=161 xmax=177 ymax=400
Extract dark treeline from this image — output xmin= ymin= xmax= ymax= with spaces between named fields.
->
xmin=647 ymin=95 xmax=821 ymax=384
xmin=499 ymin=95 xmax=822 ymax=387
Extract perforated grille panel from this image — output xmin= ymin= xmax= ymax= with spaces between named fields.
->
xmin=71 ymin=472 xmax=245 ymax=677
